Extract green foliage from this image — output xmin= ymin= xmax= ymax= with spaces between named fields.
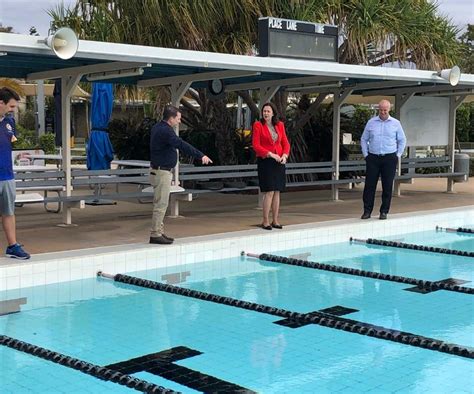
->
xmin=343 ymin=105 xmax=374 ymax=142
xmin=180 ymin=128 xmax=219 ymax=164
xmin=39 ymin=133 xmax=56 ymax=154
xmin=18 ymin=109 xmax=36 ymax=131
xmin=14 ymin=125 xmax=37 ymax=149
xmin=108 ymin=117 xmax=155 ymax=160
xmin=458 ymin=24 xmax=473 ymax=74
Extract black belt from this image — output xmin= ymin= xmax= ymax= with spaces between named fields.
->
xmin=150 ymin=166 xmax=173 ymax=172
xmin=369 ymin=152 xmax=396 ymax=157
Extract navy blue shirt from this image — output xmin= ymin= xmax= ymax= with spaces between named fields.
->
xmin=150 ymin=120 xmax=203 ymax=169
xmin=0 ymin=116 xmax=16 ymax=181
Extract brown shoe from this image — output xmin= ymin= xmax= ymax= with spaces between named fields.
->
xmin=149 ymin=236 xmax=173 ymax=245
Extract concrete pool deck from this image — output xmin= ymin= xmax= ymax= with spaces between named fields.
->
xmin=0 ymin=177 xmax=470 ymax=258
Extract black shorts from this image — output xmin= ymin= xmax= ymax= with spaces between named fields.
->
xmin=257 ymin=158 xmax=286 ymax=192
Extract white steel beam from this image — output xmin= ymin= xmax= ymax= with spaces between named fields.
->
xmin=138 ymin=70 xmax=260 ymax=88
xmin=226 ymin=75 xmax=345 ymax=92
xmin=168 ymin=81 xmax=192 ymax=218
xmin=332 ymin=88 xmax=353 ymax=200
xmin=27 ymin=62 xmax=151 ymax=81
xmin=362 ymin=84 xmax=473 ymax=97
xmin=61 ymin=74 xmax=82 ymax=225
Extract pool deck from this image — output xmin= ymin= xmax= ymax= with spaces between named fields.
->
xmin=4 ymin=178 xmax=474 ymax=256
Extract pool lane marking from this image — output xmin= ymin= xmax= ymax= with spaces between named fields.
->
xmin=97 ymin=271 xmax=474 ymax=360
xmin=275 ymin=305 xmax=359 ymax=328
xmin=245 ymin=252 xmax=473 ymax=295
xmin=0 ymin=335 xmax=176 ymax=394
xmin=105 ymin=346 xmax=256 ymax=393
xmin=351 ymin=237 xmax=474 ymax=258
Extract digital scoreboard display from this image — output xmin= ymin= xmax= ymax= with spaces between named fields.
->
xmin=258 ymin=17 xmax=338 ymax=62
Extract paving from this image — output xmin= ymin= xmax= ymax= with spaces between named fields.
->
xmin=6 ymin=178 xmax=474 ymax=255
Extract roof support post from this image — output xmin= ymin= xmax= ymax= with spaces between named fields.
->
xmin=332 ymin=88 xmax=353 ymax=201
xmin=447 ymin=94 xmax=468 ymax=192
xmin=393 ymin=93 xmax=414 ymax=196
xmin=169 ymin=81 xmax=192 ymax=218
xmin=35 ymin=80 xmax=45 ymax=137
xmin=60 ymin=73 xmax=82 ymax=225
xmin=259 ymin=86 xmax=280 ymax=108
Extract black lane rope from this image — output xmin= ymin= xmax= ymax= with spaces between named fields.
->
xmin=351 ymin=237 xmax=474 ymax=258
xmin=244 ymin=252 xmax=474 ymax=295
xmin=0 ymin=335 xmax=177 ymax=394
xmin=437 ymin=226 xmax=474 ymax=234
xmin=97 ymin=272 xmax=474 ymax=360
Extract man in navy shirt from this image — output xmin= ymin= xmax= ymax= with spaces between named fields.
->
xmin=360 ymin=99 xmax=406 ymax=220
xmin=0 ymin=88 xmax=30 ymax=259
xmin=149 ymin=105 xmax=212 ymax=244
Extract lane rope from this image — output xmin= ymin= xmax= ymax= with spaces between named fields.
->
xmin=243 ymin=251 xmax=473 ymax=295
xmin=0 ymin=335 xmax=176 ymax=394
xmin=436 ymin=226 xmax=474 ymax=234
xmin=97 ymin=271 xmax=474 ymax=360
xmin=350 ymin=237 xmax=474 ymax=258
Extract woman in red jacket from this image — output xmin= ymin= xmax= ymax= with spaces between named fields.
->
xmin=252 ymin=102 xmax=291 ymax=230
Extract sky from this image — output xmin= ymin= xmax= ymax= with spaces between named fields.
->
xmin=0 ymin=0 xmax=472 ymax=36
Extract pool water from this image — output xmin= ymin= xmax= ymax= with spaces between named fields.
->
xmin=1 ymin=228 xmax=473 ymax=393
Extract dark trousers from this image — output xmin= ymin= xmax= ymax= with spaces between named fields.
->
xmin=363 ymin=152 xmax=398 ymax=214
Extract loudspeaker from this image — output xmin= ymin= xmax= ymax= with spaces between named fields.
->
xmin=42 ymin=27 xmax=79 ymax=60
xmin=438 ymin=66 xmax=461 ymax=86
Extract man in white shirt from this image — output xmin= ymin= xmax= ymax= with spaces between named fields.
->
xmin=360 ymin=100 xmax=406 ymax=220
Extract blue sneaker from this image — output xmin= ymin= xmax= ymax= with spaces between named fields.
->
xmin=5 ymin=244 xmax=30 ymax=260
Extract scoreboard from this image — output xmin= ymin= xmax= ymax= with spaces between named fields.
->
xmin=258 ymin=17 xmax=338 ymax=62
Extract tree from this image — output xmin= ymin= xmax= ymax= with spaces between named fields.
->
xmin=459 ymin=24 xmax=473 ymax=73
xmin=0 ymin=23 xmax=14 ymax=33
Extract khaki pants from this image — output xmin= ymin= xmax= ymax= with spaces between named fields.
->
xmin=150 ymin=169 xmax=172 ymax=237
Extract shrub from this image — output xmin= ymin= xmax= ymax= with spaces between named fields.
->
xmin=39 ymin=133 xmax=56 ymax=154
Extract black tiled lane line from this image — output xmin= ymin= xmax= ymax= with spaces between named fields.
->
xmin=0 ymin=335 xmax=175 ymax=393
xmin=106 ymin=346 xmax=256 ymax=393
xmin=252 ymin=253 xmax=473 ymax=295
xmin=405 ymin=278 xmax=470 ymax=294
xmin=275 ymin=305 xmax=359 ymax=328
xmin=101 ymin=272 xmax=474 ymax=359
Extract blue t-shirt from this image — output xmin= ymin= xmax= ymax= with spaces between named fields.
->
xmin=0 ymin=116 xmax=16 ymax=181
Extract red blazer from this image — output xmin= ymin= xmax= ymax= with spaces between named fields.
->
xmin=252 ymin=121 xmax=291 ymax=159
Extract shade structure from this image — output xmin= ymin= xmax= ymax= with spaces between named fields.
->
xmin=86 ymin=83 xmax=114 ymax=170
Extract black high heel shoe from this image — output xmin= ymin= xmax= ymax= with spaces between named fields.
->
xmin=261 ymin=224 xmax=272 ymax=230
xmin=271 ymin=223 xmax=283 ymax=229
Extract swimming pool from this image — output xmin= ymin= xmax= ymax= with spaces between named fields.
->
xmin=1 ymin=207 xmax=473 ymax=392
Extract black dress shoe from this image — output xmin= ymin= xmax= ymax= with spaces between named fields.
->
xmin=379 ymin=212 xmax=388 ymax=220
xmin=271 ymin=223 xmax=283 ymax=229
xmin=261 ymin=224 xmax=272 ymax=230
xmin=149 ymin=235 xmax=173 ymax=244
xmin=361 ymin=212 xmax=371 ymax=219
xmin=162 ymin=234 xmax=174 ymax=241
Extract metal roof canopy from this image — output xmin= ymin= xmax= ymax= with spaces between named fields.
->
xmin=1 ymin=32 xmax=473 ymax=224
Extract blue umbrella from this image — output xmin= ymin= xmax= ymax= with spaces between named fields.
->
xmin=86 ymin=83 xmax=114 ymax=170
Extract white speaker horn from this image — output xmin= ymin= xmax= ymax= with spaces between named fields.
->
xmin=40 ymin=27 xmax=79 ymax=60
xmin=438 ymin=66 xmax=461 ymax=86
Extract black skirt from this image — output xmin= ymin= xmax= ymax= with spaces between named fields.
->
xmin=257 ymin=158 xmax=286 ymax=192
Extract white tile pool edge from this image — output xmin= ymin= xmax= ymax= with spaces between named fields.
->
xmin=1 ymin=205 xmax=473 ymax=291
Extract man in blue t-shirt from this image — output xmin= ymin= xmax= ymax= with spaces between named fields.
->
xmin=0 ymin=88 xmax=30 ymax=259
